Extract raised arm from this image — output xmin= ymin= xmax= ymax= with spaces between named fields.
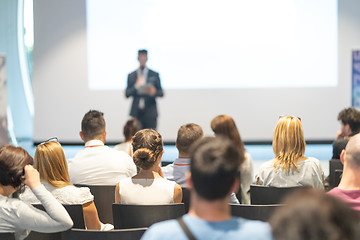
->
xmin=17 ymin=165 xmax=73 ymax=233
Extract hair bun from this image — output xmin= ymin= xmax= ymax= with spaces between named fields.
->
xmin=133 ymin=148 xmax=156 ymax=170
xmin=133 ymin=148 xmax=151 ymax=161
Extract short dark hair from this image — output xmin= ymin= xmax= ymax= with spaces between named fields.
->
xmin=124 ymin=118 xmax=142 ymax=141
xmin=138 ymin=49 xmax=148 ymax=55
xmin=0 ymin=145 xmax=33 ymax=190
xmin=338 ymin=108 xmax=360 ymax=135
xmin=189 ymin=137 xmax=243 ymax=200
xmin=176 ymin=123 xmax=203 ymax=154
xmin=132 ymin=129 xmax=163 ymax=170
xmin=270 ymin=188 xmax=360 ymax=240
xmin=81 ymin=110 xmax=105 ymax=141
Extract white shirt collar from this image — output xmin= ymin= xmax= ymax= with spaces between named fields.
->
xmin=85 ymin=139 xmax=105 ymax=147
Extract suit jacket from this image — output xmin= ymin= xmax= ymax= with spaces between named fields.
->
xmin=125 ymin=69 xmax=163 ymax=118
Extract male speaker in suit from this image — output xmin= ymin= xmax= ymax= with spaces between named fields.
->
xmin=126 ymin=49 xmax=163 ymax=129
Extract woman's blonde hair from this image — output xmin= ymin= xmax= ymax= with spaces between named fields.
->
xmin=211 ymin=115 xmax=245 ymax=158
xmin=273 ymin=116 xmax=305 ymax=173
xmin=34 ymin=141 xmax=71 ymax=188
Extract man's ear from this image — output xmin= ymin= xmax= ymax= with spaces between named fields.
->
xmin=345 ymin=124 xmax=352 ymax=136
xmin=340 ymin=149 xmax=346 ymax=165
xmin=79 ymin=131 xmax=85 ymax=141
xmin=185 ymin=172 xmax=193 ymax=189
xmin=230 ymin=177 xmax=240 ymax=195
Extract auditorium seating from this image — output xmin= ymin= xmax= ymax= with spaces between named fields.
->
xmin=0 ymin=232 xmax=14 ymax=240
xmin=25 ymin=204 xmax=85 ymax=240
xmin=329 ymin=159 xmax=343 ymax=188
xmin=250 ymin=185 xmax=305 ymax=204
xmin=61 ymin=228 xmax=147 ymax=240
xmin=112 ymin=203 xmax=185 ymax=229
xmin=75 ymin=184 xmax=115 ymax=224
xmin=230 ymin=204 xmax=282 ymax=221
xmin=182 ymin=188 xmax=191 ymax=213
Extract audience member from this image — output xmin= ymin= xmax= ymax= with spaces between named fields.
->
xmin=0 ymin=145 xmax=73 ymax=239
xmin=162 ymin=123 xmax=203 ymax=187
xmin=332 ymin=107 xmax=360 ymax=159
xmin=256 ymin=116 xmax=324 ymax=188
xmin=68 ymin=110 xmax=136 ymax=185
xmin=20 ymin=140 xmax=113 ymax=230
xmin=114 ymin=118 xmax=142 ymax=156
xmin=141 ymin=137 xmax=272 ymax=240
xmin=211 ymin=115 xmax=254 ymax=204
xmin=270 ymin=188 xmax=360 ymax=240
xmin=115 ymin=129 xmax=182 ymax=204
xmin=328 ymin=133 xmax=360 ymax=213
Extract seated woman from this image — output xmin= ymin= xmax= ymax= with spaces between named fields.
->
xmin=256 ymin=116 xmax=324 ymax=189
xmin=114 ymin=118 xmax=142 ymax=156
xmin=211 ymin=114 xmax=254 ymax=204
xmin=0 ymin=145 xmax=73 ymax=239
xmin=20 ymin=140 xmax=112 ymax=230
xmin=115 ymin=129 xmax=182 ymax=204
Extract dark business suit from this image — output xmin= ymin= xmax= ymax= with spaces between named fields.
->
xmin=125 ymin=69 xmax=163 ymax=129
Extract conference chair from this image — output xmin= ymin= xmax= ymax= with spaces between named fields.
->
xmin=0 ymin=232 xmax=14 ymax=240
xmin=334 ymin=169 xmax=343 ymax=188
xmin=25 ymin=204 xmax=84 ymax=240
xmin=75 ymin=184 xmax=115 ymax=224
xmin=112 ymin=203 xmax=185 ymax=229
xmin=182 ymin=188 xmax=191 ymax=213
xmin=250 ymin=185 xmax=305 ymax=205
xmin=61 ymin=228 xmax=147 ymax=240
xmin=161 ymin=161 xmax=173 ymax=167
xmin=230 ymin=204 xmax=283 ymax=222
xmin=329 ymin=159 xmax=343 ymax=188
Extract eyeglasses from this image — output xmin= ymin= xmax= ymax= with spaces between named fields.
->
xmin=37 ymin=137 xmax=59 ymax=147
xmin=279 ymin=115 xmax=301 ymax=121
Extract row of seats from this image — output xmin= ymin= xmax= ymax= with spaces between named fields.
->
xmin=0 ymin=185 xmax=303 ymax=239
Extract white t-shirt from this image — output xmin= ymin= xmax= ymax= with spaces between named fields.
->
xmin=20 ymin=181 xmax=94 ymax=205
xmin=119 ymin=177 xmax=175 ymax=204
xmin=255 ymin=157 xmax=324 ymax=189
xmin=68 ymin=140 xmax=137 ymax=185
xmin=114 ymin=142 xmax=132 ymax=156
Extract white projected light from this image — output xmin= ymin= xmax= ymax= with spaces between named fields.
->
xmin=86 ymin=0 xmax=337 ymax=90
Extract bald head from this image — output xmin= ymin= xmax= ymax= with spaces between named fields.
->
xmin=344 ymin=134 xmax=360 ymax=167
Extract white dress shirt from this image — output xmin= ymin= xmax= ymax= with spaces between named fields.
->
xmin=68 ymin=140 xmax=137 ymax=185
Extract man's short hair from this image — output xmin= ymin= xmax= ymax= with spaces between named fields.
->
xmin=338 ymin=108 xmax=360 ymax=135
xmin=189 ymin=137 xmax=243 ymax=200
xmin=138 ymin=49 xmax=148 ymax=55
xmin=81 ymin=110 xmax=105 ymax=140
xmin=176 ymin=123 xmax=203 ymax=154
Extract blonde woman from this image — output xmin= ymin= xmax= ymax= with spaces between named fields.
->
xmin=0 ymin=145 xmax=73 ymax=239
xmin=20 ymin=140 xmax=113 ymax=230
xmin=256 ymin=116 xmax=324 ymax=188
xmin=115 ymin=129 xmax=182 ymax=204
xmin=211 ymin=115 xmax=254 ymax=204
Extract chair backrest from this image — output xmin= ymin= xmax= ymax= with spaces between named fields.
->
xmin=230 ymin=204 xmax=283 ymax=222
xmin=334 ymin=169 xmax=343 ymax=187
xmin=75 ymin=184 xmax=115 ymax=224
xmin=329 ymin=159 xmax=343 ymax=188
xmin=32 ymin=204 xmax=85 ymax=229
xmin=25 ymin=204 xmax=85 ymax=240
xmin=112 ymin=203 xmax=185 ymax=229
xmin=0 ymin=232 xmax=15 ymax=240
xmin=250 ymin=185 xmax=305 ymax=204
xmin=161 ymin=161 xmax=173 ymax=167
xmin=61 ymin=228 xmax=147 ymax=240
xmin=182 ymin=188 xmax=191 ymax=213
